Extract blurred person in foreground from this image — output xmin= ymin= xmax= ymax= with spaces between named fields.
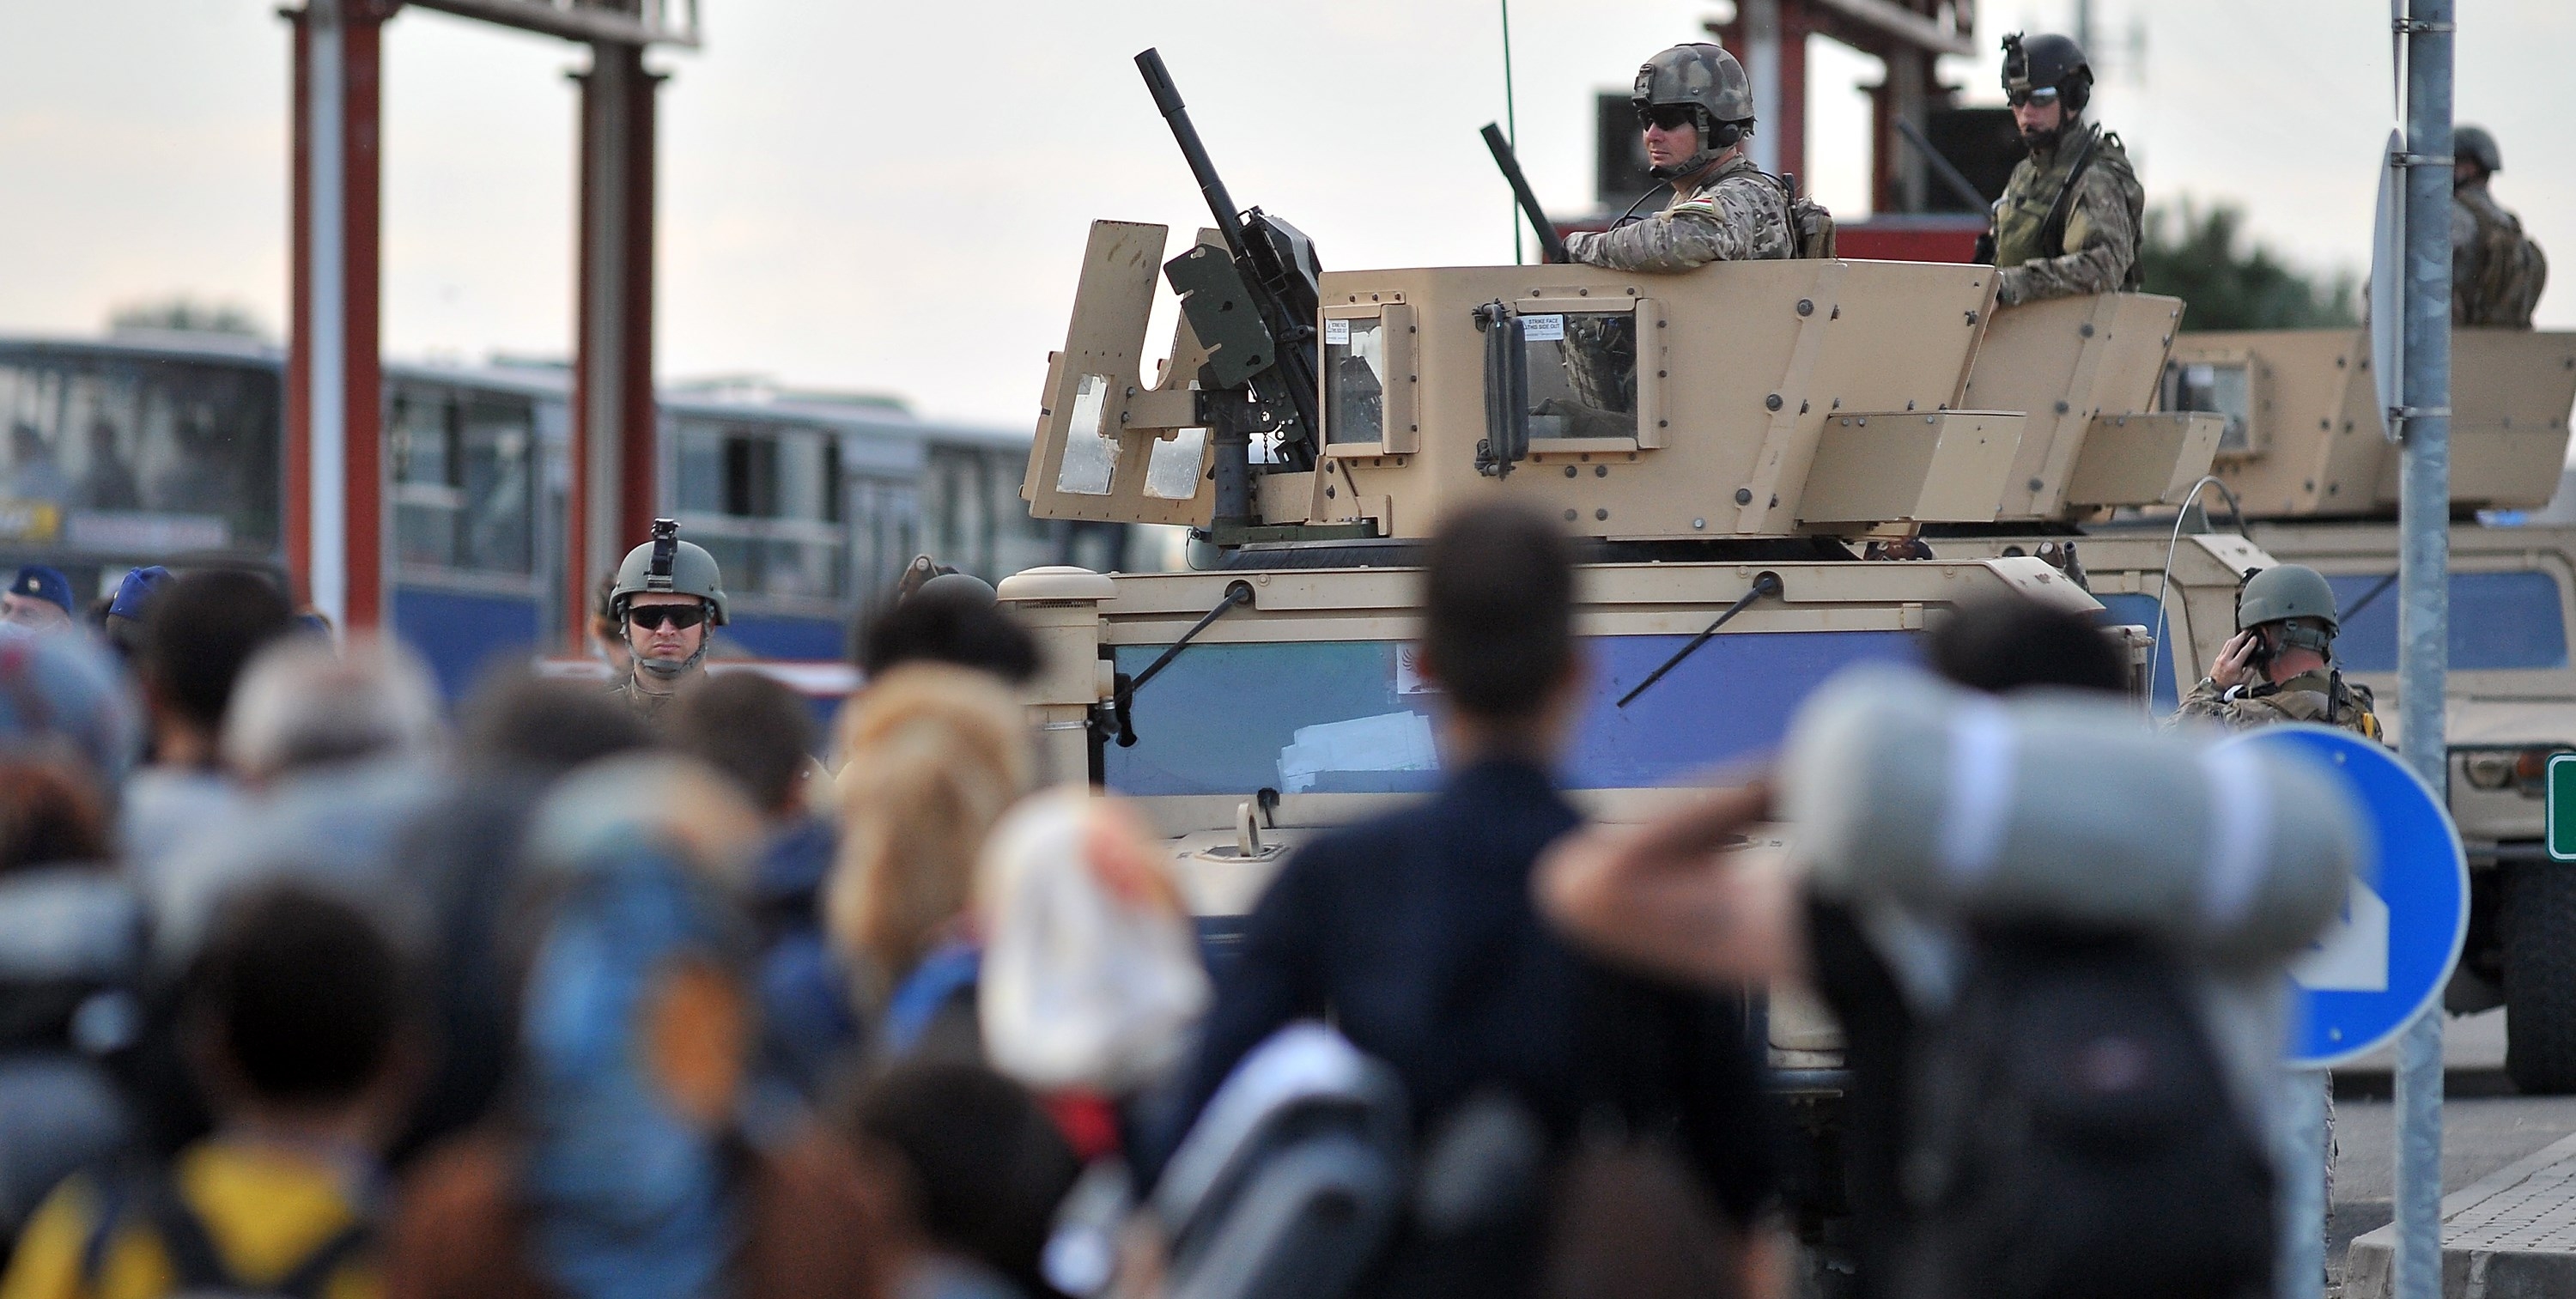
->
xmin=3 ymin=568 xmax=76 ymax=635
xmin=0 ymin=633 xmax=150 ymax=1254
xmin=846 ymin=1062 xmax=1080 ymax=1299
xmin=668 ymin=673 xmax=850 ymax=1100
xmin=1539 ymin=597 xmax=2358 ymax=1299
xmin=1 ymin=885 xmax=419 ymax=1299
xmin=1164 ymin=501 xmax=1783 ymax=1299
xmin=856 ymin=569 xmax=1039 ymax=689
xmin=388 ymin=755 xmax=893 ymax=1299
xmin=827 ymin=665 xmax=1031 ymax=1069
xmin=387 ymin=673 xmax=655 ymax=1165
xmin=96 ymin=568 xmax=173 ymax=665
xmin=145 ymin=636 xmax=444 ymax=968
xmin=118 ymin=570 xmax=292 ymax=886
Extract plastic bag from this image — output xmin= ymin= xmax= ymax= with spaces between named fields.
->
xmin=978 ymin=786 xmax=1211 ymax=1092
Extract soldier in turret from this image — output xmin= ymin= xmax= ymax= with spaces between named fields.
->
xmin=2452 ymin=124 xmax=2549 ymax=329
xmin=2174 ymin=564 xmax=2383 ymax=740
xmin=1984 ymin=33 xmax=2145 ymax=307
xmin=1564 ymin=44 xmax=1797 ymax=273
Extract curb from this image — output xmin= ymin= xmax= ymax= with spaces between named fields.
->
xmin=2344 ymin=1131 xmax=2576 ymax=1299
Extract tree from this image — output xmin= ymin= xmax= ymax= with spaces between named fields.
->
xmin=106 ymin=297 xmax=268 ymax=340
xmin=2136 ymin=202 xmax=2358 ymax=331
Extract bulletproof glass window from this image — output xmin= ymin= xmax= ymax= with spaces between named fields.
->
xmin=1522 ymin=312 xmax=1639 ymax=441
xmin=391 ymin=384 xmax=535 ymax=576
xmin=1144 ymin=428 xmax=1208 ymax=500
xmin=2325 ymin=569 xmax=2569 ymax=671
xmin=1056 ymin=374 xmax=1119 ymax=495
xmin=1103 ymin=629 xmax=1917 ymax=798
xmin=2165 ymin=361 xmax=2253 ymax=454
xmin=1324 ymin=317 xmax=1388 ymax=445
xmin=0 ymin=349 xmax=281 ymax=558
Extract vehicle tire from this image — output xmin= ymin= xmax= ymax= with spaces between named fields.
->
xmin=2502 ymin=862 xmax=2576 ymax=1093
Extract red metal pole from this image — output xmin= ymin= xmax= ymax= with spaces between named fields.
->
xmin=568 ymin=45 xmax=663 ymax=651
xmin=283 ymin=0 xmax=386 ymax=633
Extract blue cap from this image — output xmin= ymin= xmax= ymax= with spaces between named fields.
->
xmin=7 ymin=566 xmax=72 ymax=616
xmin=106 ymin=566 xmax=172 ymax=622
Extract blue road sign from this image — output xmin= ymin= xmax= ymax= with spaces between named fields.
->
xmin=2221 ymin=725 xmax=2469 ymax=1069
xmin=2215 ymin=726 xmax=2473 ymax=1071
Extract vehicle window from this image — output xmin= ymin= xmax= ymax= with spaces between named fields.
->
xmin=1524 ymin=311 xmax=1637 ymax=441
xmin=2094 ymin=592 xmax=2180 ymax=710
xmin=0 ymin=351 xmax=281 ymax=556
xmin=2324 ymin=570 xmax=2568 ymax=671
xmin=390 ymin=384 xmax=533 ymax=575
xmin=1104 ymin=629 xmax=1920 ymax=798
xmin=1324 ymin=317 xmax=1387 ymax=444
xmin=670 ymin=416 xmax=848 ymax=602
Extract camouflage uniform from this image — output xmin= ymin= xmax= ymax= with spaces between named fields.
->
xmin=2452 ymin=180 xmax=2548 ymax=328
xmin=2173 ymin=668 xmax=2384 ymax=741
xmin=1564 ymin=155 xmax=1795 ymax=273
xmin=608 ymin=671 xmax=684 ymax=723
xmin=1990 ymin=125 xmax=2144 ymax=307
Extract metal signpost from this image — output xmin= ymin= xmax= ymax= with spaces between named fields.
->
xmin=2391 ymin=3 xmax=2455 ymax=1296
xmin=2237 ymin=725 xmax=2467 ymax=1298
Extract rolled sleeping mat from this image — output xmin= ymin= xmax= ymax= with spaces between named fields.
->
xmin=1778 ymin=665 xmax=2361 ymax=968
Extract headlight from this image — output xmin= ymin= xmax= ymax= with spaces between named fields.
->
xmin=2458 ymin=746 xmax=2567 ymax=793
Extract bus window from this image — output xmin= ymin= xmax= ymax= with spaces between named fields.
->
xmin=671 ymin=417 xmax=849 ymax=604
xmin=0 ymin=349 xmax=280 ymax=560
xmin=390 ymin=383 xmax=534 ymax=577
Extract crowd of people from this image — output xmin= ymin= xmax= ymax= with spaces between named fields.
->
xmin=0 ymin=490 xmax=2366 ymax=1299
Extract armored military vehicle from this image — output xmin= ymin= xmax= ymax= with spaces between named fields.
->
xmin=2158 ymin=325 xmax=2576 ymax=1092
xmin=998 ymin=53 xmax=2226 ymax=1283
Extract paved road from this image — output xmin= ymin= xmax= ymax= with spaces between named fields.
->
xmin=2327 ymin=1010 xmax=2576 ymax=1289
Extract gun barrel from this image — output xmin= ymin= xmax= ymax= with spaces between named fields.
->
xmin=1480 ymin=124 xmax=1569 ymax=264
xmin=1134 ymin=49 xmax=1256 ymax=270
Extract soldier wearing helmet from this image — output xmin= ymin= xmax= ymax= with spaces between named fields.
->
xmin=2452 ymin=124 xmax=2549 ymax=328
xmin=1562 ymin=43 xmax=1798 ymax=273
xmin=1984 ymin=33 xmax=2145 ymax=307
xmin=2173 ymin=563 xmax=2383 ymax=740
xmin=606 ymin=519 xmax=730 ymax=719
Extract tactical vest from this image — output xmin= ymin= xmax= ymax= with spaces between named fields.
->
xmin=2457 ymin=185 xmax=2548 ymax=328
xmin=1990 ymin=124 xmax=2137 ymax=284
xmin=2244 ymin=669 xmax=2384 ymax=742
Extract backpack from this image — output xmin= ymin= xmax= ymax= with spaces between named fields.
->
xmin=2464 ymin=197 xmax=2548 ymax=328
xmin=1770 ymin=172 xmax=1838 ymax=260
xmin=82 ymin=1167 xmax=370 ymax=1299
xmin=1900 ymin=930 xmax=2272 ymax=1299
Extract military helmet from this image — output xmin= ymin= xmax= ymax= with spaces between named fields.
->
xmin=1633 ymin=43 xmax=1755 ymax=125
xmin=2238 ymin=564 xmax=2339 ymax=656
xmin=2002 ymin=32 xmax=2093 ymax=115
xmin=612 ymin=519 xmax=730 ymax=626
xmin=2456 ymin=124 xmax=2502 ymax=175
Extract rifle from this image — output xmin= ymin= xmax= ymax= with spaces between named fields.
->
xmin=1479 ymin=124 xmax=1569 ymax=264
xmin=1135 ymin=48 xmax=1323 ymax=475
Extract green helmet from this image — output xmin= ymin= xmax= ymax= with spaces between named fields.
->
xmin=1631 ymin=44 xmax=1754 ymax=179
xmin=2238 ymin=563 xmax=2337 ymax=655
xmin=2456 ymin=124 xmax=2502 ymax=175
xmin=612 ymin=519 xmax=729 ymax=626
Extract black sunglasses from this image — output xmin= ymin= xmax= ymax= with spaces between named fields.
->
xmin=628 ymin=604 xmax=708 ymax=631
xmin=1638 ymin=104 xmax=1698 ymax=131
xmin=2006 ymin=87 xmax=2061 ymax=108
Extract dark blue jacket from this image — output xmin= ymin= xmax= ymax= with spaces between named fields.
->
xmin=1175 ymin=757 xmax=1777 ymax=1231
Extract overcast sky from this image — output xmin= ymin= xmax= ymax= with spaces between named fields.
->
xmin=2 ymin=0 xmax=2569 ymax=429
